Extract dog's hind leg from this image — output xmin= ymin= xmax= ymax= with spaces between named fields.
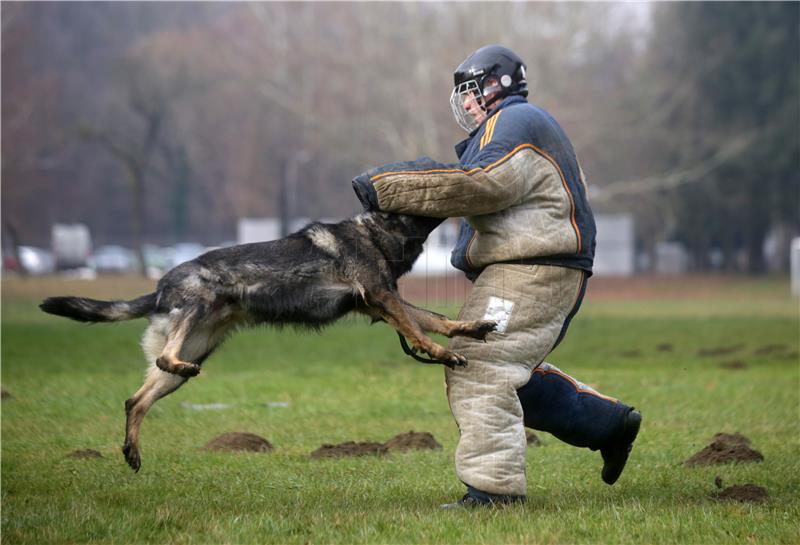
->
xmin=400 ymin=300 xmax=496 ymax=340
xmin=122 ymin=315 xmax=223 ymax=472
xmin=123 ymin=365 xmax=187 ymax=472
xmin=155 ymin=308 xmax=204 ymax=378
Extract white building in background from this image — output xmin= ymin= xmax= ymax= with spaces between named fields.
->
xmin=410 ymin=220 xmax=460 ymax=276
xmin=593 ymin=214 xmax=635 ymax=276
xmin=51 ymin=223 xmax=92 ymax=270
xmin=237 ymin=218 xmax=280 ymax=244
xmin=237 ymin=217 xmax=343 ymax=244
xmin=655 ymin=242 xmax=690 ymax=274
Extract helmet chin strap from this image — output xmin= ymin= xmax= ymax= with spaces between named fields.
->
xmin=480 ymin=93 xmax=505 ymax=116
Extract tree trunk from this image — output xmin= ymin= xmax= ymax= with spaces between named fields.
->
xmin=127 ymin=167 xmax=148 ymax=277
xmin=745 ymin=226 xmax=767 ymax=275
xmin=2 ymin=219 xmax=27 ymax=277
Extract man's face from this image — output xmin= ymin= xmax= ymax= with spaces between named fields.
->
xmin=461 ymin=76 xmax=501 ymax=126
xmin=462 ymin=90 xmax=487 ymax=126
xmin=450 ymin=75 xmax=503 ymax=133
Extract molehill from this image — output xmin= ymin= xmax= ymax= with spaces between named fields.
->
xmin=684 ymin=433 xmax=763 ymax=467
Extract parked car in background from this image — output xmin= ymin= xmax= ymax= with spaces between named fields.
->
xmin=17 ymin=246 xmax=56 ymax=275
xmin=142 ymin=244 xmax=169 ymax=279
xmin=89 ymin=245 xmax=137 ymax=274
xmin=2 ymin=251 xmax=19 ymax=272
xmin=168 ymin=243 xmax=206 ymax=268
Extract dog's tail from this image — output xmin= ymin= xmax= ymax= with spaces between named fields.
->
xmin=40 ymin=292 xmax=157 ymax=323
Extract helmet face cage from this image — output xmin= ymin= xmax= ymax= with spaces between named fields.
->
xmin=450 ymin=79 xmax=487 ymax=133
xmin=450 ymin=45 xmax=529 ymax=132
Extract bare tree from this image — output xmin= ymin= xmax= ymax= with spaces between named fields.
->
xmin=79 ymin=46 xmax=192 ymax=274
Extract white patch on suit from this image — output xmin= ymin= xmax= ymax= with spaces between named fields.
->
xmin=482 ymin=296 xmax=514 ymax=333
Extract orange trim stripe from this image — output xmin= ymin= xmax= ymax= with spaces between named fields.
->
xmin=370 ymin=142 xmax=581 ymax=253
xmin=480 ymin=115 xmax=492 ymax=150
xmin=487 ymin=110 xmax=502 ymax=145
xmin=481 ymin=118 xmax=492 ymax=150
xmin=479 ymin=111 xmax=502 ymax=151
xmin=532 ymin=367 xmax=618 ymax=403
xmin=464 ymin=231 xmax=478 ymax=268
xmin=570 ymin=271 xmax=586 ymax=310
xmin=370 ymin=142 xmax=528 ymax=182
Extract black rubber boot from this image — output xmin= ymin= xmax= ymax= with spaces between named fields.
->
xmin=600 ymin=408 xmax=642 ymax=485
xmin=440 ymin=487 xmax=526 ymax=509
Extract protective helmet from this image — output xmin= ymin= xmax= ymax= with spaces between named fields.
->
xmin=449 ymin=45 xmax=528 ymax=132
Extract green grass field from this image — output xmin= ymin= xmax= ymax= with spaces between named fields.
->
xmin=2 ymin=276 xmax=799 ymax=544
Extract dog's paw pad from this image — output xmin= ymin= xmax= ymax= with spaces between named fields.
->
xmin=461 ymin=320 xmax=498 ymax=340
xmin=476 ymin=320 xmax=498 ymax=335
xmin=155 ymin=357 xmax=171 ymax=373
xmin=177 ymin=364 xmax=200 ymax=378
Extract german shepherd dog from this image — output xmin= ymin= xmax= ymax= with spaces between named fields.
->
xmin=40 ymin=212 xmax=496 ymax=472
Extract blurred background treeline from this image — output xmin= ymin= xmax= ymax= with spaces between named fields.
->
xmin=2 ymin=1 xmax=798 ymax=274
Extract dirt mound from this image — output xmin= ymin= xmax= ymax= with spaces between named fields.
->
xmin=67 ymin=449 xmax=103 ymax=459
xmin=684 ymin=433 xmax=764 ymax=467
xmin=310 ymin=441 xmax=387 ymax=459
xmin=712 ymin=484 xmax=768 ymax=503
xmin=719 ymin=360 xmax=747 ymax=370
xmin=656 ymin=343 xmax=674 ymax=352
xmin=619 ymin=350 xmax=642 ymax=358
xmin=697 ymin=345 xmax=744 ymax=357
xmin=203 ymin=432 xmax=273 ymax=452
xmin=1 ymin=388 xmax=12 ymax=400
xmin=753 ymin=344 xmax=798 ymax=361
xmin=526 ymin=430 xmax=543 ymax=446
xmin=754 ymin=344 xmax=787 ymax=355
xmin=384 ymin=431 xmax=441 ymax=452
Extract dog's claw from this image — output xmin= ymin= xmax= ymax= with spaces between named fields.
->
xmin=441 ymin=350 xmax=468 ymax=369
xmin=458 ymin=320 xmax=498 ymax=340
xmin=122 ymin=442 xmax=141 ymax=472
xmin=475 ymin=320 xmax=498 ymax=339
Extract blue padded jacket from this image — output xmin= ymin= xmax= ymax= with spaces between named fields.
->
xmin=353 ymin=96 xmax=596 ymax=280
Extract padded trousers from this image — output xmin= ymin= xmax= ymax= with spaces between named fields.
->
xmin=446 ymin=264 xmax=626 ymax=496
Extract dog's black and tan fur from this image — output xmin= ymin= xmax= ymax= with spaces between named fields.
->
xmin=40 ymin=212 xmax=495 ymax=472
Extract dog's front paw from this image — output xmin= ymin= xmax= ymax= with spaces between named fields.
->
xmin=440 ymin=350 xmax=468 ymax=369
xmin=457 ymin=320 xmax=498 ymax=340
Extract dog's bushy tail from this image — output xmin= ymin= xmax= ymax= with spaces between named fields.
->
xmin=40 ymin=293 xmax=157 ymax=323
